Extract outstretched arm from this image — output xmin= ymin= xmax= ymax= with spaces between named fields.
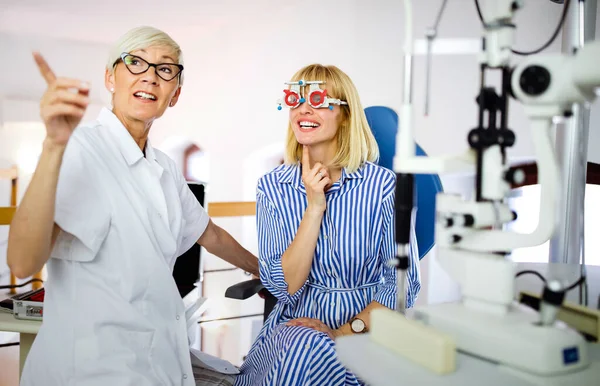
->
xmin=198 ymin=220 xmax=259 ymax=276
xmin=8 ymin=53 xmax=90 ymax=278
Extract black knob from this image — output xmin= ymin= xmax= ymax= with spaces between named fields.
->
xmin=505 ymin=168 xmax=526 ymax=185
xmin=519 ymin=65 xmax=551 ymax=96
xmin=463 ymin=214 xmax=475 ymax=227
xmin=498 ymin=129 xmax=516 ymax=147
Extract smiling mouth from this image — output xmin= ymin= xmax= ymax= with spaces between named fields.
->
xmin=133 ymin=91 xmax=157 ymax=101
xmin=298 ymin=121 xmax=320 ymax=131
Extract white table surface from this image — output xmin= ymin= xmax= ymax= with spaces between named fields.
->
xmin=337 ymin=334 xmax=600 ymax=386
xmin=0 ymin=311 xmax=42 ymax=334
xmin=0 ymin=310 xmax=42 ymax=379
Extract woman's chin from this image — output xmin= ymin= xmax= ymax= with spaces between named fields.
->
xmin=125 ymin=107 xmax=165 ymax=123
xmin=297 ymin=138 xmax=329 ymax=147
xmin=295 ymin=135 xmax=318 ymax=146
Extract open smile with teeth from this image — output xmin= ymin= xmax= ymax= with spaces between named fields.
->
xmin=299 ymin=121 xmax=320 ymax=130
xmin=134 ymin=91 xmax=157 ymax=101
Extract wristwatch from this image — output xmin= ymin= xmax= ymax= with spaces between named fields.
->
xmin=350 ymin=317 xmax=368 ymax=334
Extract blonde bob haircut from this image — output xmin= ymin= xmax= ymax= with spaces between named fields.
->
xmin=284 ymin=64 xmax=379 ymax=173
xmin=106 ymin=26 xmax=185 ymax=85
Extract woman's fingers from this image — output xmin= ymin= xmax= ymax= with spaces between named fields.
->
xmin=50 ymin=77 xmax=91 ymax=94
xmin=46 ymin=89 xmax=90 ymax=108
xmin=301 ymin=145 xmax=311 ymax=177
xmin=316 ymin=167 xmax=329 ymax=180
xmin=287 ymin=317 xmax=314 ymax=326
xmin=33 ymin=53 xmax=90 ymax=94
xmin=34 ymin=53 xmax=90 ymax=146
xmin=306 ymin=163 xmax=323 ymax=181
xmin=308 ymin=167 xmax=329 ymax=186
xmin=287 ymin=318 xmax=326 ymax=329
xmin=33 ymin=52 xmax=56 ymax=84
xmin=41 ymin=104 xmax=86 ymax=122
xmin=317 ymin=177 xmax=331 ymax=191
xmin=286 ymin=318 xmax=334 ymax=339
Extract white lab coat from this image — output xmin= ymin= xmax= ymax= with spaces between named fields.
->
xmin=20 ymin=108 xmax=209 ymax=386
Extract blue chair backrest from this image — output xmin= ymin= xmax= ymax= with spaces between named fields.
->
xmin=364 ymin=106 xmax=443 ymax=259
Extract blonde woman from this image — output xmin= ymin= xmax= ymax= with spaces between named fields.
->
xmin=235 ymin=65 xmax=420 ymax=385
xmin=8 ymin=26 xmax=257 ymax=386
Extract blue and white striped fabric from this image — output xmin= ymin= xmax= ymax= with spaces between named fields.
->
xmin=235 ymin=162 xmax=420 ymax=386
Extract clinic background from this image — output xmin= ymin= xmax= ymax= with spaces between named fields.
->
xmin=0 ymin=0 xmax=599 ymax=370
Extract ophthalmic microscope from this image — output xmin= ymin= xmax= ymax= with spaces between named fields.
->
xmin=368 ymin=0 xmax=600 ymax=383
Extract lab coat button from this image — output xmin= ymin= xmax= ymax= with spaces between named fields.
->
xmin=183 ymin=374 xmax=188 ymax=380
xmin=176 ymin=315 xmax=180 ymax=320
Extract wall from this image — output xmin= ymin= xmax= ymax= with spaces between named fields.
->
xmin=3 ymin=1 xmax=596 ymax=207
xmin=1 ymin=0 xmax=600 ymax=360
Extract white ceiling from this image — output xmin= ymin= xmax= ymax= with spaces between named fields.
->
xmin=0 ymin=0 xmax=578 ymax=47
xmin=0 ymin=0 xmax=287 ymax=44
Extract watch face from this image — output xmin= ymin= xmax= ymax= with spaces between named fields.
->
xmin=351 ymin=318 xmax=366 ymax=333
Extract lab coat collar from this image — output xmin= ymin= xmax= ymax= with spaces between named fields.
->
xmin=143 ymin=138 xmax=164 ymax=178
xmin=144 ymin=138 xmax=159 ymax=162
xmin=98 ymin=107 xmax=151 ymax=166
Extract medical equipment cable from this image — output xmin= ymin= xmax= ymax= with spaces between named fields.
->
xmin=515 ymin=269 xmax=586 ymax=292
xmin=0 ymin=342 xmax=20 ymax=348
xmin=0 ymin=278 xmax=43 ymax=290
xmin=474 ymin=0 xmax=571 ymax=55
xmin=516 ymin=269 xmax=587 ymax=325
xmin=515 ymin=269 xmax=547 ymax=283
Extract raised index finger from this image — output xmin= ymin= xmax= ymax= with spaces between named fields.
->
xmin=301 ymin=145 xmax=311 ymax=174
xmin=33 ymin=52 xmax=57 ymax=84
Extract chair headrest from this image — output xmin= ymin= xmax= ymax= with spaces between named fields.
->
xmin=364 ymin=106 xmax=443 ymax=259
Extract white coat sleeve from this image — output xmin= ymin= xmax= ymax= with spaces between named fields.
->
xmin=173 ymin=168 xmax=209 ymax=257
xmin=51 ymin=135 xmax=111 ymax=262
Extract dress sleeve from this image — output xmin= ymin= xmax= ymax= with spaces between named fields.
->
xmin=256 ymin=183 xmax=307 ymax=305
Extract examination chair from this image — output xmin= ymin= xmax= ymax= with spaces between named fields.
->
xmin=223 ymin=106 xmax=444 ymax=321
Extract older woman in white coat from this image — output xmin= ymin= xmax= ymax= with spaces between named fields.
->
xmin=7 ymin=26 xmax=257 ymax=386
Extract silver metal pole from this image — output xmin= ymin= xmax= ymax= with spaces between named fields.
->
xmin=548 ymin=0 xmax=597 ymax=283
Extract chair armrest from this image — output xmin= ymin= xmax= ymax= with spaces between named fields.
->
xmin=225 ymin=279 xmax=265 ymax=300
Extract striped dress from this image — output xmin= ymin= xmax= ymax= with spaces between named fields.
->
xmin=235 ymin=162 xmax=420 ymax=386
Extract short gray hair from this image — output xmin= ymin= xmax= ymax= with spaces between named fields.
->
xmin=106 ymin=26 xmax=185 ymax=85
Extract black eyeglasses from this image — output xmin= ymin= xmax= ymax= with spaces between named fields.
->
xmin=115 ymin=52 xmax=184 ymax=82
